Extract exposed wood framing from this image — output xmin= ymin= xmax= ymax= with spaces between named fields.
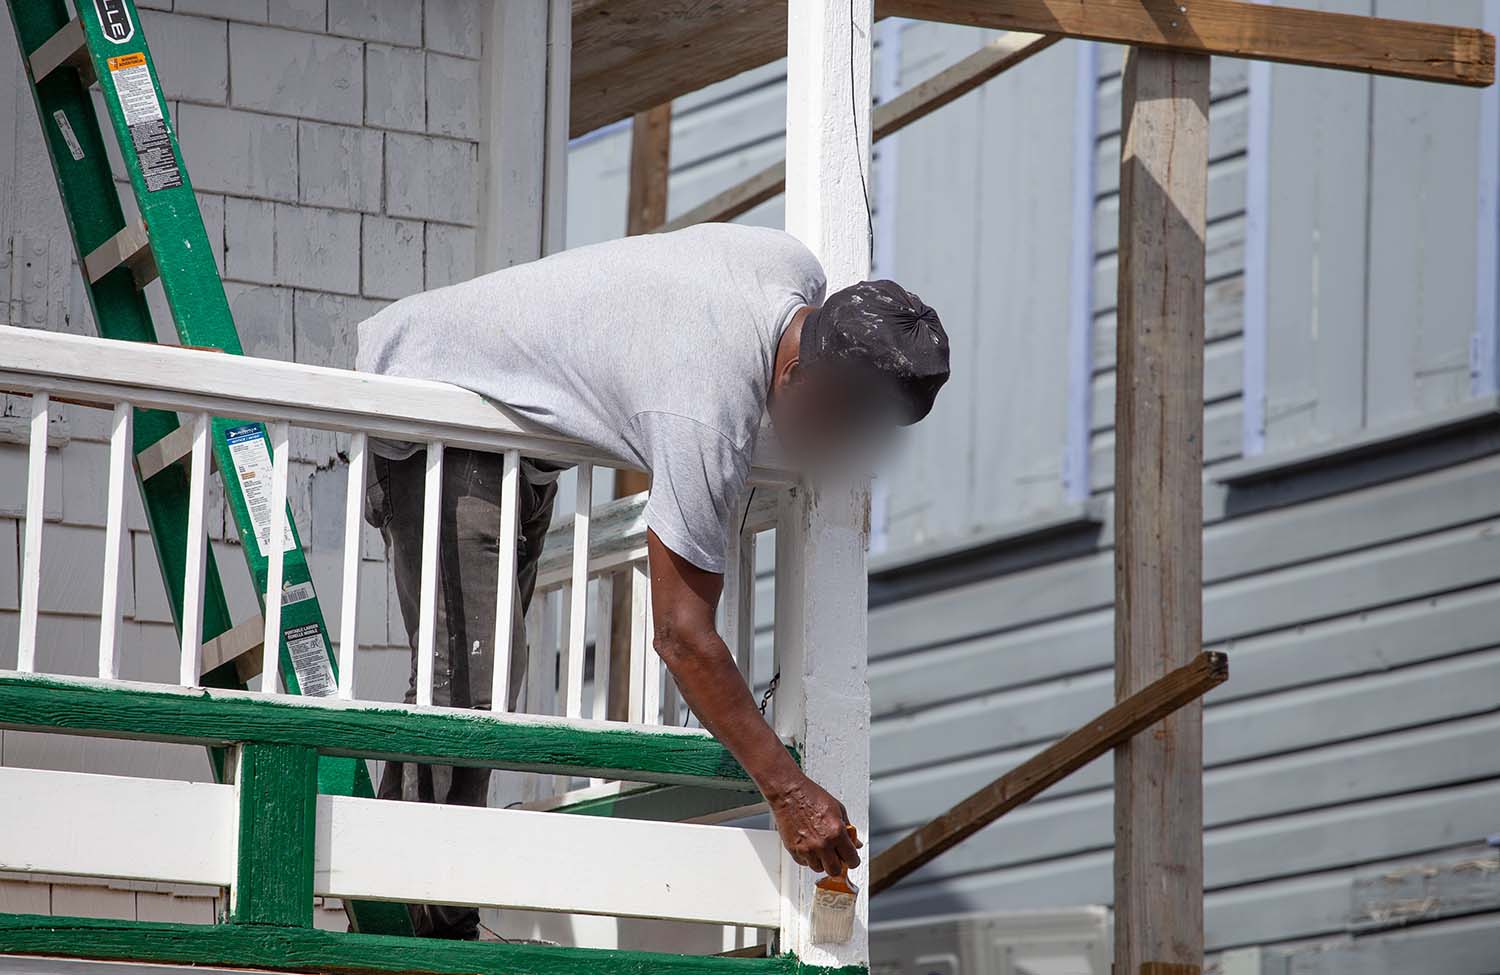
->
xmin=869 ymin=651 xmax=1228 ymax=896
xmin=568 ymin=0 xmax=1493 ymax=137
xmin=658 ymin=32 xmax=1058 ymax=233
xmin=885 ymin=0 xmax=1494 ymax=87
xmin=627 ymin=103 xmax=672 ymax=235
xmin=1113 ymin=46 xmax=1211 ymax=975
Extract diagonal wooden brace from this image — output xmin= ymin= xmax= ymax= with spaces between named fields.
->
xmin=869 ymin=650 xmax=1229 ymax=896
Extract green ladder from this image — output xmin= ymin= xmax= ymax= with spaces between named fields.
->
xmin=6 ymin=0 xmax=410 ymax=937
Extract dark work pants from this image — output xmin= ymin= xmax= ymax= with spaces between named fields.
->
xmin=364 ymin=447 xmax=559 ymax=939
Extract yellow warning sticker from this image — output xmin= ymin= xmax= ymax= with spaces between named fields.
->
xmin=107 ymin=52 xmax=146 ymax=71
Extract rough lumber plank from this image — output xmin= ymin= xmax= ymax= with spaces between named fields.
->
xmin=1114 ymin=46 xmax=1211 ymax=975
xmin=658 ymin=33 xmax=1058 ymax=233
xmin=571 ymin=0 xmax=783 ymax=136
xmin=868 ymin=651 xmax=1227 ymax=895
xmin=232 ymin=744 xmax=318 ymax=927
xmin=0 ymin=673 xmax=796 ymax=790
xmin=0 ymin=913 xmax=863 ymax=975
xmin=883 ymin=0 xmax=1494 ymax=87
xmin=567 ymin=0 xmax=1492 ymax=138
xmin=627 ymin=103 xmax=672 ymax=235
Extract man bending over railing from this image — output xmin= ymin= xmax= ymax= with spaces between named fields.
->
xmin=356 ymin=223 xmax=949 ymax=939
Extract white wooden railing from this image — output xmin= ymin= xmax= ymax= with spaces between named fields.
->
xmin=0 ymin=323 xmax=818 ymax=936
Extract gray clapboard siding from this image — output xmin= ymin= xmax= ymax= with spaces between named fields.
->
xmin=871 ymin=579 xmax=1500 ymax=832
xmin=881 ymin=22 xmax=1078 ymax=552
xmin=1264 ymin=0 xmax=1489 ymax=453
xmin=875 ymin=779 xmax=1500 ymax=924
xmin=1279 ymin=913 xmax=1500 ymax=975
xmin=869 ymin=449 xmax=1500 ymax=663
xmin=874 ymin=633 xmax=1500 ymax=780
xmin=875 ymin=680 xmax=1500 ymax=880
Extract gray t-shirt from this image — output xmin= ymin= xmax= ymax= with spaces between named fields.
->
xmin=356 ymin=223 xmax=826 ymax=572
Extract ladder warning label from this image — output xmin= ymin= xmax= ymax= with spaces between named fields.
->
xmin=283 ymin=623 xmax=336 ymax=698
xmin=225 ymin=424 xmax=296 ymax=558
xmin=108 ymin=53 xmax=182 ymax=192
xmin=52 ymin=111 xmax=85 ymax=161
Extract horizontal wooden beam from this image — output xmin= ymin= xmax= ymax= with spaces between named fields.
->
xmin=0 ymin=765 xmax=235 ymax=887
xmin=0 ymin=914 xmax=851 ymax=975
xmin=658 ymin=32 xmax=1058 ymax=233
xmin=0 ymin=673 xmax=794 ymax=790
xmin=882 ymin=0 xmax=1495 ymax=88
xmin=869 ymin=650 xmax=1228 ymax=896
xmin=317 ymin=793 xmax=781 ymax=925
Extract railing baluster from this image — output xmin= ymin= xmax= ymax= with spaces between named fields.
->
xmin=260 ymin=421 xmax=291 ymax=693
xmin=589 ymin=574 xmax=613 ymax=785
xmin=17 ymin=392 xmax=49 ymax=673
xmin=416 ymin=441 xmax=444 ymax=708
xmin=337 ymin=431 xmax=367 ymax=699
xmin=591 ymin=574 xmax=612 ymax=722
xmin=179 ymin=412 xmax=211 ymax=687
xmin=491 ymin=449 xmax=521 ymax=711
xmin=726 ymin=519 xmax=757 ymax=689
xmin=628 ymin=560 xmax=648 ymax=722
xmin=642 ymin=570 xmax=660 ymax=724
xmin=97 ymin=402 xmax=132 ymax=679
xmin=562 ymin=463 xmax=592 ymax=718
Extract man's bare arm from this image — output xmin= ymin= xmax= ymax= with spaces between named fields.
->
xmin=644 ymin=529 xmax=861 ymax=876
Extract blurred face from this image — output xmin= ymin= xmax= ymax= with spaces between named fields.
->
xmin=768 ymin=361 xmax=899 ymax=466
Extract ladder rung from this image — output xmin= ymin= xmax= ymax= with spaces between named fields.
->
xmin=85 ymin=221 xmax=157 ymax=288
xmin=137 ymin=424 xmax=215 ymax=481
xmin=201 ymin=616 xmax=265 ymax=684
xmin=29 ymin=19 xmax=94 ymax=86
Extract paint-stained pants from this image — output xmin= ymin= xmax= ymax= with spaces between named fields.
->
xmin=364 ymin=447 xmax=559 ymax=939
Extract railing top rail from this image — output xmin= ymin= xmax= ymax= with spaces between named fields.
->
xmin=0 ymin=325 xmax=798 ymax=485
xmin=0 ymin=672 xmax=795 ymax=789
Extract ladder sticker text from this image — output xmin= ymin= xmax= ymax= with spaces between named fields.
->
xmin=283 ymin=623 xmax=336 ymax=698
xmin=281 ymin=581 xmax=316 ymax=607
xmin=108 ymin=53 xmax=183 ymax=192
xmin=52 ymin=111 xmax=85 ymax=161
xmin=92 ymin=0 xmax=135 ymax=43
xmin=225 ymin=424 xmax=296 ymax=558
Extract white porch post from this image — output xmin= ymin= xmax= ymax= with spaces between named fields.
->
xmin=777 ymin=0 xmax=874 ymax=966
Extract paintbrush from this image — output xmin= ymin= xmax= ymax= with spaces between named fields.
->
xmin=810 ymin=824 xmax=860 ymax=944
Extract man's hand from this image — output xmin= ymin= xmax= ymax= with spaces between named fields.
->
xmin=643 ymin=529 xmax=863 ymax=875
xmin=767 ymin=773 xmax=863 ymax=877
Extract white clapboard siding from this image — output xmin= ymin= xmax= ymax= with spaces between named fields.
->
xmin=314 ymin=793 xmax=781 ymax=926
xmin=0 ymin=765 xmax=235 ymax=886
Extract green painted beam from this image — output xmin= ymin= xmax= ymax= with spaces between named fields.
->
xmin=0 ymin=915 xmax=865 ymax=975
xmin=232 ymin=744 xmax=318 ymax=927
xmin=0 ymin=675 xmax=792 ymax=789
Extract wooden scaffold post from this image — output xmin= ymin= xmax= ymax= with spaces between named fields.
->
xmin=1113 ymin=45 xmax=1212 ymax=975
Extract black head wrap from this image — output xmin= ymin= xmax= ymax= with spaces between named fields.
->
xmin=800 ymin=279 xmax=950 ymax=424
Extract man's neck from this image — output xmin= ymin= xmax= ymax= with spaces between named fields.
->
xmin=775 ymin=306 xmax=811 ymax=378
